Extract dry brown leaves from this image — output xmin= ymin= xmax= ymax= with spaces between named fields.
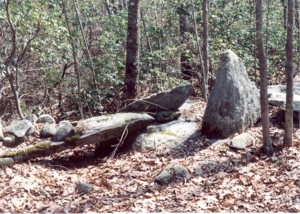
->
xmin=0 ymin=98 xmax=299 ymax=212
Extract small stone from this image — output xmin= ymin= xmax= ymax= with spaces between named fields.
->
xmin=0 ymin=158 xmax=14 ymax=166
xmin=227 ymin=133 xmax=254 ymax=150
xmin=154 ymin=163 xmax=190 ymax=185
xmin=39 ymin=189 xmax=51 ymax=198
xmin=75 ymin=182 xmax=93 ymax=194
xmin=40 ymin=124 xmax=57 ymax=138
xmin=51 ymin=120 xmax=74 ymax=142
xmin=2 ymin=135 xmax=27 ymax=148
xmin=36 ymin=114 xmax=56 ymax=124
xmin=25 ymin=114 xmax=38 ymax=123
xmin=4 ymin=120 xmax=34 ymax=138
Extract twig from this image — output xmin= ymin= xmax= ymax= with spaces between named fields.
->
xmin=110 ymin=122 xmax=129 ymax=159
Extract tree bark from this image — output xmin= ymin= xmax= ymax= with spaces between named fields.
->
xmin=295 ymin=0 xmax=300 ymax=75
xmin=191 ymin=0 xmax=206 ymax=101
xmin=124 ymin=0 xmax=140 ymax=102
xmin=284 ymin=0 xmax=294 ymax=146
xmin=256 ymin=0 xmax=273 ymax=155
xmin=202 ymin=0 xmax=209 ymax=93
xmin=62 ymin=0 xmax=84 ymax=119
xmin=179 ymin=5 xmax=192 ymax=80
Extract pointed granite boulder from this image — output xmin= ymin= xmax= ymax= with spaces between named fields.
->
xmin=202 ymin=50 xmax=260 ymax=138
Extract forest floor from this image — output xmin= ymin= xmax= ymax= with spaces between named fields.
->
xmin=0 ymin=96 xmax=299 ymax=212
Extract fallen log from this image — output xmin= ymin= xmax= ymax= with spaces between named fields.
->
xmin=0 ymin=113 xmax=154 ymax=166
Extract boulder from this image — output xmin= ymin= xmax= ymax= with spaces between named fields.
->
xmin=121 ymin=84 xmax=194 ymax=112
xmin=74 ymin=113 xmax=154 ymax=147
xmin=202 ymin=50 xmax=260 ymax=138
xmin=25 ymin=114 xmax=38 ymax=123
xmin=267 ymin=84 xmax=300 ymax=123
xmin=51 ymin=120 xmax=74 ymax=142
xmin=36 ymin=114 xmax=55 ymax=124
xmin=154 ymin=163 xmax=190 ymax=185
xmin=133 ymin=120 xmax=199 ymax=151
xmin=3 ymin=119 xmax=34 ymax=138
xmin=227 ymin=133 xmax=254 ymax=150
xmin=40 ymin=124 xmax=57 ymax=138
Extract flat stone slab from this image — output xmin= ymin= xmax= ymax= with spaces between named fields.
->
xmin=133 ymin=120 xmax=199 ymax=151
xmin=121 ymin=84 xmax=194 ymax=112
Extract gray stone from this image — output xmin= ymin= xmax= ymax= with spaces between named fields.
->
xmin=122 ymin=84 xmax=194 ymax=112
xmin=267 ymin=84 xmax=300 ymax=122
xmin=268 ymin=83 xmax=300 ymax=95
xmin=202 ymin=50 xmax=260 ymax=138
xmin=0 ymin=158 xmax=14 ymax=166
xmin=75 ymin=182 xmax=93 ymax=194
xmin=39 ymin=189 xmax=51 ymax=198
xmin=154 ymin=163 xmax=190 ymax=185
xmin=51 ymin=120 xmax=74 ymax=142
xmin=133 ymin=120 xmax=199 ymax=151
xmin=3 ymin=119 xmax=34 ymax=138
xmin=36 ymin=114 xmax=55 ymax=124
xmin=40 ymin=124 xmax=57 ymax=138
xmin=25 ymin=114 xmax=38 ymax=123
xmin=2 ymin=135 xmax=26 ymax=147
xmin=148 ymin=111 xmax=181 ymax=122
xmin=74 ymin=113 xmax=154 ymax=147
xmin=227 ymin=133 xmax=254 ymax=150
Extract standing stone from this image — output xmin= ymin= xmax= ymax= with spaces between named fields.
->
xmin=202 ymin=50 xmax=260 ymax=138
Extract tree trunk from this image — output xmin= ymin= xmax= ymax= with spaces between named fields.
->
xmin=256 ymin=0 xmax=273 ymax=155
xmin=202 ymin=0 xmax=209 ymax=92
xmin=191 ymin=0 xmax=206 ymax=101
xmin=295 ymin=0 xmax=300 ymax=75
xmin=124 ymin=0 xmax=140 ymax=102
xmin=62 ymin=0 xmax=84 ymax=119
xmin=179 ymin=6 xmax=192 ymax=80
xmin=284 ymin=0 xmax=294 ymax=146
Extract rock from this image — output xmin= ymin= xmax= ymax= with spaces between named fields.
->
xmin=267 ymin=84 xmax=300 ymax=123
xmin=25 ymin=114 xmax=38 ymax=123
xmin=2 ymin=135 xmax=26 ymax=147
xmin=36 ymin=114 xmax=55 ymax=124
xmin=0 ymin=158 xmax=14 ymax=166
xmin=133 ymin=120 xmax=199 ymax=151
xmin=3 ymin=119 xmax=34 ymax=138
xmin=51 ymin=120 xmax=74 ymax=142
xmin=122 ymin=84 xmax=194 ymax=112
xmin=75 ymin=182 xmax=93 ymax=194
xmin=154 ymin=163 xmax=190 ymax=185
xmin=74 ymin=113 xmax=154 ymax=148
xmin=227 ymin=133 xmax=254 ymax=150
xmin=40 ymin=124 xmax=57 ymax=138
xmin=148 ymin=111 xmax=181 ymax=122
xmin=202 ymin=50 xmax=260 ymax=138
xmin=268 ymin=83 xmax=300 ymax=125
xmin=39 ymin=189 xmax=51 ymax=198
xmin=268 ymin=83 xmax=300 ymax=95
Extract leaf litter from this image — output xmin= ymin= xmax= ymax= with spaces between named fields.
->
xmin=0 ymin=98 xmax=299 ymax=212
